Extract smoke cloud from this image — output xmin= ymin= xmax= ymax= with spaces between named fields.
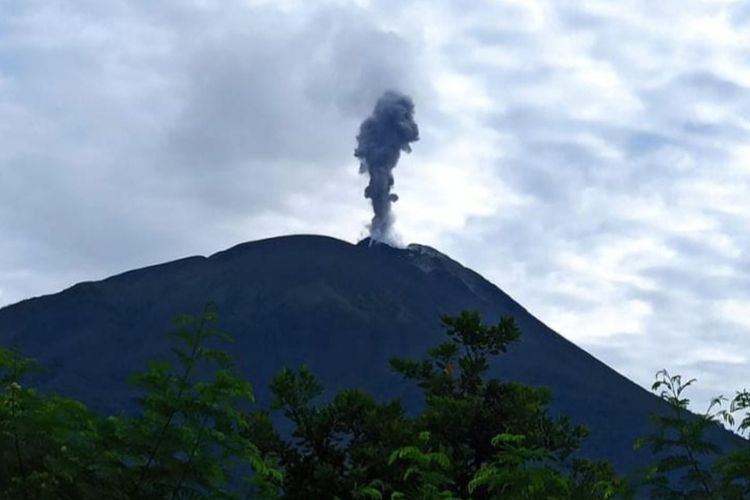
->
xmin=355 ymin=91 xmax=419 ymax=243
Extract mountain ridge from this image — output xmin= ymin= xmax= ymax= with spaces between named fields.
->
xmin=0 ymin=234 xmax=740 ymax=473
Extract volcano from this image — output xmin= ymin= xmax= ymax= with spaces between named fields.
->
xmin=0 ymin=235 xmax=739 ymax=473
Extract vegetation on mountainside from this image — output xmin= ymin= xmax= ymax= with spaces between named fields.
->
xmin=635 ymin=370 xmax=750 ymax=499
xmin=0 ymin=307 xmax=748 ymax=499
xmin=0 ymin=306 xmax=281 ymax=499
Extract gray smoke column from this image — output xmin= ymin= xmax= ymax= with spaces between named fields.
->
xmin=355 ymin=91 xmax=419 ymax=243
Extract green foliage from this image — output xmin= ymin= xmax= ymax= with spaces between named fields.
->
xmin=6 ymin=305 xmax=747 ymax=500
xmin=723 ymin=389 xmax=750 ymax=437
xmin=114 ymin=305 xmax=280 ymax=499
xmin=388 ymin=431 xmax=455 ymax=499
xmin=389 ymin=311 xmax=520 ymax=397
xmin=0 ymin=306 xmax=280 ymax=500
xmin=713 ymin=390 xmax=750 ymax=498
xmin=389 ymin=311 xmax=611 ymax=499
xmin=468 ymin=434 xmax=627 ymax=500
xmin=0 ymin=347 xmax=102 ymax=499
xmin=247 ymin=310 xmax=625 ymax=499
xmin=243 ymin=367 xmax=412 ymax=499
xmin=468 ymin=433 xmax=568 ymax=499
xmin=637 ymin=369 xmax=750 ymax=499
xmin=636 ymin=369 xmax=720 ymax=498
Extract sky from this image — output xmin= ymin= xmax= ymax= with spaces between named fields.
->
xmin=1 ymin=0 xmax=749 ymax=410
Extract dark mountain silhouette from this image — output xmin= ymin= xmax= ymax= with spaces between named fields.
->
xmin=0 ymin=234 xmax=740 ymax=473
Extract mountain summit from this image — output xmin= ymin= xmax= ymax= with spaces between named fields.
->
xmin=0 ymin=234 xmax=735 ymax=472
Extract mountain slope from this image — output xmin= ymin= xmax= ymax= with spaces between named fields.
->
xmin=0 ymin=234 xmax=738 ymax=473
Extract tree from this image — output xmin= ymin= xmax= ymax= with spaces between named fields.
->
xmin=244 ymin=367 xmax=412 ymax=499
xmin=0 ymin=347 xmax=102 ymax=499
xmin=713 ymin=389 xmax=750 ymax=497
xmin=390 ymin=311 xmax=625 ymax=499
xmin=246 ymin=311 xmax=625 ymax=499
xmin=388 ymin=431 xmax=455 ymax=499
xmin=0 ymin=306 xmax=281 ymax=500
xmin=637 ymin=370 xmax=750 ymax=499
xmin=108 ymin=305 xmax=281 ymax=499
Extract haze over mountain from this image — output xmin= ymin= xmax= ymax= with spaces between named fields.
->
xmin=0 ymin=234 xmax=739 ymax=474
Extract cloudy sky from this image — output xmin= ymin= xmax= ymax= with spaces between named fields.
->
xmin=2 ymin=0 xmax=749 ymax=410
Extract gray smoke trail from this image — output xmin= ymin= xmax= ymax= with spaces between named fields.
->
xmin=355 ymin=91 xmax=419 ymax=243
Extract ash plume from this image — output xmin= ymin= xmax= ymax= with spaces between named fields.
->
xmin=355 ymin=91 xmax=419 ymax=243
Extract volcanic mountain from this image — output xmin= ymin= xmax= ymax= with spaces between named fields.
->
xmin=0 ymin=235 xmax=738 ymax=473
